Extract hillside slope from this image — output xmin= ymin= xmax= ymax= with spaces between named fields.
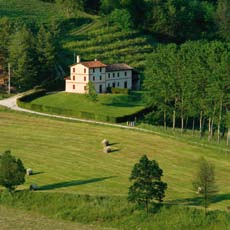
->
xmin=0 ymin=0 xmax=155 ymax=72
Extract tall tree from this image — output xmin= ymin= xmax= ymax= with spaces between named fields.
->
xmin=193 ymin=157 xmax=218 ymax=214
xmin=36 ymin=24 xmax=58 ymax=84
xmin=217 ymin=0 xmax=230 ymax=41
xmin=0 ymin=151 xmax=26 ymax=192
xmin=9 ymin=26 xmax=38 ymax=90
xmin=128 ymin=155 xmax=167 ymax=212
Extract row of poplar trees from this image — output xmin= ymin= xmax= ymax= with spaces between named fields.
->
xmin=144 ymin=41 xmax=230 ymax=145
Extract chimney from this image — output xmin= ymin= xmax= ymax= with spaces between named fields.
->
xmin=76 ymin=55 xmax=81 ymax=63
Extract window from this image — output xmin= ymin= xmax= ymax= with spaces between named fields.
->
xmin=108 ymin=73 xmax=110 ymax=78
xmin=108 ymin=83 xmax=110 ymax=87
xmin=117 ymin=73 xmax=119 ymax=77
xmin=117 ymin=82 xmax=120 ymax=87
xmin=84 ymin=86 xmax=87 ymax=91
xmin=93 ymin=76 xmax=95 ymax=81
xmin=113 ymin=82 xmax=115 ymax=88
xmin=73 ymin=76 xmax=75 ymax=81
xmin=100 ymin=76 xmax=102 ymax=80
xmin=84 ymin=76 xmax=86 ymax=81
xmin=124 ymin=72 xmax=127 ymax=76
xmin=73 ymin=85 xmax=75 ymax=90
xmin=73 ymin=68 xmax=75 ymax=73
xmin=93 ymin=68 xmax=95 ymax=73
xmin=100 ymin=67 xmax=102 ymax=72
xmin=84 ymin=68 xmax=86 ymax=73
xmin=113 ymin=73 xmax=115 ymax=78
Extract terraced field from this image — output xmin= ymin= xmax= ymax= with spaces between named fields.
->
xmin=62 ymin=21 xmax=154 ymax=70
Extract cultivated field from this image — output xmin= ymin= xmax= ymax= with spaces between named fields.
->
xmin=0 ymin=107 xmax=230 ymax=211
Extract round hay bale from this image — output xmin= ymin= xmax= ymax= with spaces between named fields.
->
xmin=102 ymin=139 xmax=109 ymax=146
xmin=104 ymin=146 xmax=111 ymax=153
xmin=26 ymin=168 xmax=33 ymax=176
xmin=29 ymin=184 xmax=38 ymax=191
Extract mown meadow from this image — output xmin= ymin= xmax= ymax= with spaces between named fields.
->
xmin=1 ymin=107 xmax=230 ymax=229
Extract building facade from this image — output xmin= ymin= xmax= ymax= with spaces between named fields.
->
xmin=65 ymin=57 xmax=133 ymax=94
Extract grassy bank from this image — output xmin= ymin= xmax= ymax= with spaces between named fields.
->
xmin=19 ymin=91 xmax=146 ymax=122
xmin=0 ymin=203 xmax=110 ymax=230
xmin=0 ymin=191 xmax=230 ymax=230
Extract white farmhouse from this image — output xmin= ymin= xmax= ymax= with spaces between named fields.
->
xmin=65 ymin=56 xmax=136 ymax=94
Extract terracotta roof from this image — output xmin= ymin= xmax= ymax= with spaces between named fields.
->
xmin=70 ymin=60 xmax=107 ymax=68
xmin=106 ymin=63 xmax=133 ymax=72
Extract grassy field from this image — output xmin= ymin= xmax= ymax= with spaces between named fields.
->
xmin=0 ymin=204 xmax=112 ymax=230
xmin=28 ymin=91 xmax=146 ymax=118
xmin=0 ymin=0 xmax=65 ymax=24
xmin=0 ymin=107 xmax=230 ymax=211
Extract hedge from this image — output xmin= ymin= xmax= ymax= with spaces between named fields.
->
xmin=17 ymin=90 xmax=149 ymax=123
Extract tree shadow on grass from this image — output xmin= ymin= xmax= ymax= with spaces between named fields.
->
xmin=32 ymin=171 xmax=44 ymax=176
xmin=38 ymin=176 xmax=116 ymax=191
xmin=169 ymin=193 xmax=230 ymax=206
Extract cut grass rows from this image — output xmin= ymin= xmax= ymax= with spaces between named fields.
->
xmin=0 ymin=107 xmax=230 ymax=210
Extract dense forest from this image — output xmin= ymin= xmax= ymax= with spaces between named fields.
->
xmin=0 ymin=0 xmax=230 ymax=143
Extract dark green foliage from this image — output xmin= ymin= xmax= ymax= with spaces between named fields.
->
xmin=0 ymin=151 xmax=26 ymax=192
xmin=36 ymin=24 xmax=61 ymax=86
xmin=100 ymin=0 xmax=120 ymax=14
xmin=109 ymin=9 xmax=133 ymax=31
xmin=55 ymin=0 xmax=83 ymax=17
xmin=144 ymin=41 xmax=230 ymax=143
xmin=128 ymin=155 xmax=167 ymax=212
xmin=9 ymin=26 xmax=38 ymax=90
xmin=193 ymin=157 xmax=218 ymax=214
xmin=217 ymin=0 xmax=230 ymax=41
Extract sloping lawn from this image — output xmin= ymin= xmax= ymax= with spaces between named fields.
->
xmin=29 ymin=91 xmax=146 ymax=118
xmin=0 ymin=108 xmax=230 ymax=211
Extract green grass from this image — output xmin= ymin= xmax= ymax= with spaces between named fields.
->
xmin=0 ymin=204 xmax=110 ymax=230
xmin=0 ymin=0 xmax=65 ymax=24
xmin=28 ymin=91 xmax=146 ymax=118
xmin=0 ymin=107 xmax=230 ymax=211
xmin=0 ymin=191 xmax=230 ymax=230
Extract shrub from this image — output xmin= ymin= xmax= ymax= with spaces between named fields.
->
xmin=111 ymin=87 xmax=130 ymax=94
xmin=0 ymin=151 xmax=26 ymax=192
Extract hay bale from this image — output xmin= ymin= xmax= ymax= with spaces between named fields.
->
xmin=26 ymin=168 xmax=33 ymax=176
xmin=29 ymin=184 xmax=38 ymax=191
xmin=197 ymin=186 xmax=203 ymax=194
xmin=102 ymin=139 xmax=109 ymax=146
xmin=104 ymin=146 xmax=112 ymax=153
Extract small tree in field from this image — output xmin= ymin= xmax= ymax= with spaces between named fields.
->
xmin=0 ymin=151 xmax=26 ymax=192
xmin=86 ymin=81 xmax=98 ymax=102
xmin=193 ymin=157 xmax=218 ymax=214
xmin=128 ymin=155 xmax=167 ymax=212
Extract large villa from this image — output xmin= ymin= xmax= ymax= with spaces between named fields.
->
xmin=65 ymin=56 xmax=140 ymax=94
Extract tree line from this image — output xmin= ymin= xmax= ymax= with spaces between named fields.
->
xmin=0 ymin=18 xmax=63 ymax=91
xmin=41 ymin=0 xmax=230 ymax=43
xmin=143 ymin=41 xmax=230 ymax=145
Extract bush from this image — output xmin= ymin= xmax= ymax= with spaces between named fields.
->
xmin=111 ymin=87 xmax=130 ymax=94
xmin=0 ymin=151 xmax=26 ymax=192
